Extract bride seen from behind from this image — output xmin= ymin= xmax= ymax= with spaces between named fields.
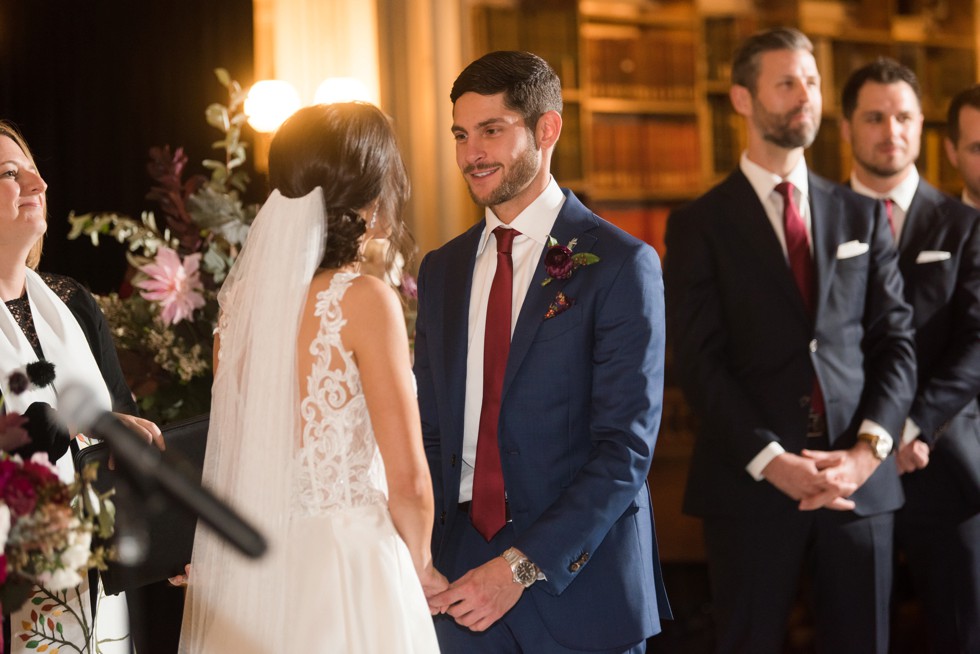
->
xmin=179 ymin=102 xmax=446 ymax=652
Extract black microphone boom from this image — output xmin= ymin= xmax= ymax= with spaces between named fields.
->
xmin=58 ymin=383 xmax=267 ymax=559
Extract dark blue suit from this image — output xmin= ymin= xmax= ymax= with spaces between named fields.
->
xmin=890 ymin=179 xmax=980 ymax=652
xmin=665 ymin=170 xmax=917 ymax=653
xmin=414 ymin=189 xmax=670 ymax=652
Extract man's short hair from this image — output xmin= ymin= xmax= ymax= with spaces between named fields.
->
xmin=731 ymin=27 xmax=813 ymax=93
xmin=946 ymin=84 xmax=980 ymax=145
xmin=450 ymin=50 xmax=563 ymax=132
xmin=841 ymin=57 xmax=921 ymax=120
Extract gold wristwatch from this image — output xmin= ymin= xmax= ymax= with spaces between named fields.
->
xmin=857 ymin=432 xmax=893 ymax=460
xmin=502 ymin=547 xmax=540 ymax=588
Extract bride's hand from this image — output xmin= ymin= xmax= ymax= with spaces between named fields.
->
xmin=418 ymin=565 xmax=450 ymax=615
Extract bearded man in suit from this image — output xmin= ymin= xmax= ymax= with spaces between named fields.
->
xmin=665 ymin=28 xmax=916 ymax=654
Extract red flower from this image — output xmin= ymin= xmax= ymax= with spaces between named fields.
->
xmin=545 ymin=244 xmax=575 ymax=280
xmin=3 ymin=475 xmax=37 ymax=517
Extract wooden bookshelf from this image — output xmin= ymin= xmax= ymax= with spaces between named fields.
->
xmin=467 ymin=0 xmax=980 ymax=562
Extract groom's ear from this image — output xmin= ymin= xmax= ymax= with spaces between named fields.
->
xmin=535 ymin=110 xmax=562 ymax=151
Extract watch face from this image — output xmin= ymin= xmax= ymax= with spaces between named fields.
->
xmin=514 ymin=560 xmax=537 ymax=586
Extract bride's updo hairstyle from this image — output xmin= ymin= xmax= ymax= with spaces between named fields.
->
xmin=268 ymin=102 xmax=411 ymax=271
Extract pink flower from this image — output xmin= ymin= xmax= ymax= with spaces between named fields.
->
xmin=135 ymin=247 xmax=206 ymax=325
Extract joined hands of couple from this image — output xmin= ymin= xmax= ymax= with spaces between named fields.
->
xmin=424 ymin=556 xmax=522 ymax=633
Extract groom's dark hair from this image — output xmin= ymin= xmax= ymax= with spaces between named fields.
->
xmin=451 ymin=51 xmax=563 ymax=134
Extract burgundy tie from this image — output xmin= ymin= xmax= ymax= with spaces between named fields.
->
xmin=775 ymin=181 xmax=824 ymax=416
xmin=471 ymin=226 xmax=519 ymax=541
xmin=883 ymin=198 xmax=896 ymax=238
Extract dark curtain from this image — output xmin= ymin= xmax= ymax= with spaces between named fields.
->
xmin=0 ymin=0 xmax=256 ymax=293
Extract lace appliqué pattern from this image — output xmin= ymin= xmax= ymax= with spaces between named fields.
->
xmin=294 ymin=271 xmax=387 ymax=516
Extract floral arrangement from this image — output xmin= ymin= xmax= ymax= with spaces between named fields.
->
xmin=0 ymin=366 xmax=115 ymax=652
xmin=68 ymin=69 xmax=418 ymax=422
xmin=67 ymin=69 xmax=257 ymax=424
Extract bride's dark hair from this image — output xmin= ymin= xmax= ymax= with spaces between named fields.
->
xmin=268 ymin=102 xmax=412 ymax=271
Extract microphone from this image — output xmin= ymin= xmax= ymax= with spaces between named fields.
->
xmin=58 ymin=382 xmax=267 ymax=559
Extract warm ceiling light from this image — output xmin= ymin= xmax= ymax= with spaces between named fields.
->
xmin=314 ymin=77 xmax=372 ymax=105
xmin=244 ymin=80 xmax=301 ymax=133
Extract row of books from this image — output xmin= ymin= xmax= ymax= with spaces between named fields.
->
xmin=583 ymin=24 xmax=696 ymax=101
xmin=590 ymin=117 xmax=701 ymax=191
xmin=598 ymin=205 xmax=670 ymax=258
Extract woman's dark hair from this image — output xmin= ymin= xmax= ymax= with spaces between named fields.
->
xmin=268 ymin=102 xmax=412 ymax=271
xmin=0 ymin=120 xmax=45 ymax=269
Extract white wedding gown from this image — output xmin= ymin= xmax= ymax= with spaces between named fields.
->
xmin=189 ymin=271 xmax=438 ymax=653
xmin=286 ymin=271 xmax=438 ymax=651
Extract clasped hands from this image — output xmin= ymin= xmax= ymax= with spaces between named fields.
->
xmin=763 ymin=445 xmax=882 ymax=511
xmin=425 ymin=557 xmax=522 ymax=632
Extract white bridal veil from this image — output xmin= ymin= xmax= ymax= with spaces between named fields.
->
xmin=180 ymin=187 xmax=326 ymax=652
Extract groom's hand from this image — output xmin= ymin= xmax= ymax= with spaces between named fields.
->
xmin=428 ymin=557 xmax=522 ymax=632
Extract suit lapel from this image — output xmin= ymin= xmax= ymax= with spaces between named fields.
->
xmin=444 ymin=226 xmax=482 ymax=441
xmin=897 ymin=179 xmax=941 ymax=271
xmin=809 ymin=175 xmax=843 ymax=319
xmin=724 ymin=172 xmax=811 ymax=322
xmin=501 ymin=190 xmax=597 ymax=398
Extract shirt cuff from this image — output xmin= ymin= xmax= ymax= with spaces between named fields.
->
xmin=746 ymin=442 xmax=786 ymax=481
xmin=901 ymin=418 xmax=921 ymax=445
xmin=858 ymin=419 xmax=893 ymax=442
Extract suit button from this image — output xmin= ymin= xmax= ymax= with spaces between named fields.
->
xmin=569 ymin=562 xmax=580 ymax=573
xmin=440 ymin=511 xmax=446 ymax=525
xmin=450 ymin=454 xmax=457 ymax=467
xmin=809 ymin=339 xmax=818 ymax=353
xmin=799 ymin=395 xmax=810 ymax=408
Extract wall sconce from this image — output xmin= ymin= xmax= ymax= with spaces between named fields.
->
xmin=314 ymin=77 xmax=372 ymax=105
xmin=244 ymin=80 xmax=301 ymax=173
xmin=244 ymin=80 xmax=301 ymax=132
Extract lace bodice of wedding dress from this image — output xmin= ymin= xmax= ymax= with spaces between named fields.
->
xmin=293 ymin=271 xmax=388 ymax=516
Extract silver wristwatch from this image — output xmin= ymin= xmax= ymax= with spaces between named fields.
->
xmin=502 ymin=547 xmax=539 ymax=588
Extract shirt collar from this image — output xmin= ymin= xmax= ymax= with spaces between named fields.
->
xmin=740 ymin=151 xmax=809 ymax=205
xmin=476 ymin=177 xmax=565 ymax=255
xmin=849 ymin=167 xmax=919 ymax=212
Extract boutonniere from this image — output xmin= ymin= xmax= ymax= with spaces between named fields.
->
xmin=540 ymin=236 xmax=600 ymax=286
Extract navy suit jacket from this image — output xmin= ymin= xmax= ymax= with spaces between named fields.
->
xmin=665 ymin=169 xmax=916 ymax=518
xmin=895 ymin=179 xmax=980 ymax=509
xmin=414 ymin=189 xmax=669 ymax=649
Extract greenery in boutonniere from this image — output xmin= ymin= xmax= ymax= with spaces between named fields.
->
xmin=540 ymin=236 xmax=600 ymax=286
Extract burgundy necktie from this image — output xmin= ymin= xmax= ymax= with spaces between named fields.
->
xmin=472 ymin=226 xmax=519 ymax=541
xmin=883 ymin=198 xmax=896 ymax=238
xmin=775 ymin=181 xmax=824 ymax=416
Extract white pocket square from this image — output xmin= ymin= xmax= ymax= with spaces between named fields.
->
xmin=916 ymin=250 xmax=951 ymax=264
xmin=836 ymin=240 xmax=869 ymax=259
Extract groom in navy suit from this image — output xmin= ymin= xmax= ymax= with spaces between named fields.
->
xmin=665 ymin=29 xmax=916 ymax=653
xmin=415 ymin=51 xmax=670 ymax=653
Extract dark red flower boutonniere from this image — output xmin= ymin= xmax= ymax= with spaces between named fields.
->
xmin=540 ymin=236 xmax=600 ymax=286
